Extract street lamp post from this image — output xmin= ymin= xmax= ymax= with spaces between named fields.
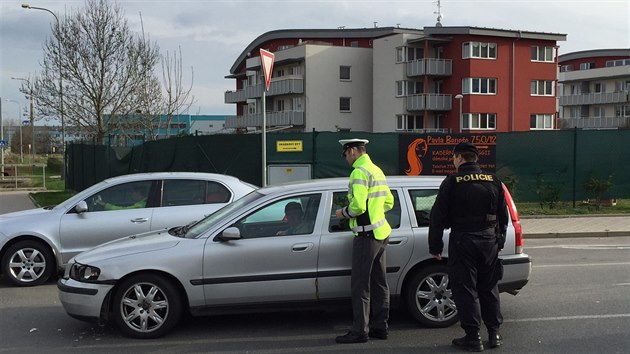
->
xmin=22 ymin=3 xmax=65 ymax=177
xmin=5 ymin=99 xmax=24 ymax=163
xmin=455 ymin=94 xmax=464 ymax=131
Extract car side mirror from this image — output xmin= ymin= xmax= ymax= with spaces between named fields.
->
xmin=75 ymin=201 xmax=88 ymax=214
xmin=218 ymin=227 xmax=241 ymax=241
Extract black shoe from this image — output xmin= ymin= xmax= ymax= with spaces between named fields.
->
xmin=335 ymin=331 xmax=368 ymax=344
xmin=368 ymin=328 xmax=388 ymax=340
xmin=488 ymin=333 xmax=503 ymax=348
xmin=452 ymin=334 xmax=484 ymax=352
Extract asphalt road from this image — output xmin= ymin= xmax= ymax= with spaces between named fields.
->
xmin=0 ymin=236 xmax=628 ymax=353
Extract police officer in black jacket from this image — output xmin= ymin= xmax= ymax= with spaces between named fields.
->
xmin=429 ymin=142 xmax=508 ymax=352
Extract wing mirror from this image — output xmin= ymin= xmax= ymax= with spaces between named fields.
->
xmin=75 ymin=201 xmax=88 ymax=214
xmin=218 ymin=227 xmax=241 ymax=241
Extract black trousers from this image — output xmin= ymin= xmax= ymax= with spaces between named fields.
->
xmin=447 ymin=231 xmax=503 ymax=335
xmin=350 ymin=233 xmax=389 ymax=334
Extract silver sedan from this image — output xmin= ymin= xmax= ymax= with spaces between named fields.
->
xmin=58 ymin=176 xmax=531 ymax=338
xmin=0 ymin=172 xmax=256 ymax=286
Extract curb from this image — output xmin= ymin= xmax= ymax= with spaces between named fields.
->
xmin=523 ymin=231 xmax=630 ymax=239
xmin=520 ymin=214 xmax=629 ymax=219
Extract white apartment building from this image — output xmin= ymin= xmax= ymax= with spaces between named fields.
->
xmin=558 ymin=48 xmax=630 ymax=129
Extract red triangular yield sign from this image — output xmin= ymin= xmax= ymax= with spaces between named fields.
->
xmin=260 ymin=49 xmax=275 ymax=92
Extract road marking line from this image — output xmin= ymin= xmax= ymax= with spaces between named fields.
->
xmin=526 ymin=245 xmax=630 ymax=249
xmin=504 ymin=314 xmax=630 ymax=323
xmin=533 ymin=262 xmax=630 ymax=268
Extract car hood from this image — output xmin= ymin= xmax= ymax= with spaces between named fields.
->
xmin=0 ymin=207 xmax=50 ymax=221
xmin=74 ymin=229 xmax=180 ymax=264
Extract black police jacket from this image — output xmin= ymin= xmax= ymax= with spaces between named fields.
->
xmin=428 ymin=162 xmax=509 ymax=255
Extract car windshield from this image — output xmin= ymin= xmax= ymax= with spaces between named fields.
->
xmin=184 ymin=190 xmax=265 ymax=239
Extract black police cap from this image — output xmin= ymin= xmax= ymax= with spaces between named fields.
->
xmin=453 ymin=141 xmax=479 ymax=156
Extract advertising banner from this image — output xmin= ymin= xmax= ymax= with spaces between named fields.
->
xmin=399 ymin=134 xmax=496 ymax=176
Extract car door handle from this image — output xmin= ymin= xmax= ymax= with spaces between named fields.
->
xmin=130 ymin=218 xmax=149 ymax=223
xmin=292 ymin=243 xmax=314 ymax=252
xmin=388 ymin=236 xmax=408 ymax=246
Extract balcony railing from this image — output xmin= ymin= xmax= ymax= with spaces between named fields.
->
xmin=225 ymin=111 xmax=305 ymax=129
xmin=406 ymin=58 xmax=452 ymax=77
xmin=559 ymin=91 xmax=629 ymax=106
xmin=406 ymin=94 xmax=453 ymax=111
xmin=225 ymin=77 xmax=304 ymax=103
xmin=558 ymin=116 xmax=630 ymax=129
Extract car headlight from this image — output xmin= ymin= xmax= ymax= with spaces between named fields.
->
xmin=69 ymin=263 xmax=101 ymax=282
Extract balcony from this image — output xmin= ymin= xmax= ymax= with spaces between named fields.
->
xmin=225 ymin=111 xmax=305 ymax=129
xmin=225 ymin=77 xmax=304 ymax=103
xmin=406 ymin=94 xmax=453 ymax=111
xmin=559 ymin=91 xmax=629 ymax=106
xmin=406 ymin=58 xmax=452 ymax=77
xmin=558 ymin=116 xmax=630 ymax=129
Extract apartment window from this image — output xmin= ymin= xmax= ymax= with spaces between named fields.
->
xmin=276 ymin=100 xmax=285 ymax=112
xmin=579 ymin=62 xmax=595 ymax=70
xmin=247 ymin=101 xmax=257 ymax=115
xmin=462 ymin=42 xmax=497 ymax=59
xmin=606 ymin=59 xmax=630 ymax=67
xmin=289 ymin=65 xmax=302 ymax=75
xmin=396 ymin=81 xmax=408 ymax=97
xmin=396 ymin=114 xmax=423 ymax=130
xmin=396 ymin=47 xmax=405 ymax=62
xmin=530 ymin=80 xmax=554 ymax=96
xmin=594 ymin=83 xmax=605 ymax=93
xmin=292 ymin=97 xmax=303 ymax=111
xmin=340 ymin=66 xmax=351 ymax=81
xmin=462 ymin=113 xmax=496 ymax=130
xmin=593 ymin=106 xmax=605 ymax=118
xmin=615 ymin=80 xmax=630 ymax=92
xmin=275 ymin=68 xmax=285 ymax=77
xmin=530 ymin=114 xmax=554 ymax=130
xmin=412 ymin=81 xmax=423 ymax=94
xmin=560 ymin=65 xmax=573 ymax=72
xmin=340 ymin=97 xmax=351 ymax=112
xmin=615 ymin=105 xmax=630 ymax=117
xmin=531 ymin=46 xmax=554 ymax=62
xmin=407 ymin=47 xmax=423 ymax=61
xmin=350 ymin=41 xmax=359 ymax=47
xmin=462 ymin=78 xmax=497 ymax=94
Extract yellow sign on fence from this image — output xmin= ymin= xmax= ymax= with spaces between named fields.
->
xmin=276 ymin=140 xmax=303 ymax=152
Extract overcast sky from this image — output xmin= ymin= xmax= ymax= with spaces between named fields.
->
xmin=1 ymin=0 xmax=628 ymax=122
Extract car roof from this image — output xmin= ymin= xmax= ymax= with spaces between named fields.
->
xmin=101 ymin=172 xmax=250 ymax=184
xmin=258 ymin=175 xmax=446 ymax=195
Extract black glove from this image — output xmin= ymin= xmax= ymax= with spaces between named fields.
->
xmin=497 ymin=232 xmax=506 ymax=250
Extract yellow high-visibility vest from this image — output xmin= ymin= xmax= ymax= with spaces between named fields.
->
xmin=343 ymin=154 xmax=394 ymax=240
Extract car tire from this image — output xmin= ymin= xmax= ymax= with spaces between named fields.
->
xmin=112 ymin=273 xmax=183 ymax=339
xmin=404 ymin=263 xmax=459 ymax=328
xmin=1 ymin=240 xmax=54 ymax=287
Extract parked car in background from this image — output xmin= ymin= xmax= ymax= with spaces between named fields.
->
xmin=57 ymin=176 xmax=530 ymax=338
xmin=0 ymin=172 xmax=256 ymax=286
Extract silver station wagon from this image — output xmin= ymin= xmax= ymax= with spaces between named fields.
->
xmin=0 ymin=172 xmax=256 ymax=287
xmin=58 ymin=176 xmax=531 ymax=338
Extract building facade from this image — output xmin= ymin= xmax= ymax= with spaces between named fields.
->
xmin=558 ymin=48 xmax=630 ymax=129
xmin=224 ymin=26 xmax=566 ymax=133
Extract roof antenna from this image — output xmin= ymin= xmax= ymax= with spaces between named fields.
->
xmin=434 ymin=0 xmax=443 ymax=27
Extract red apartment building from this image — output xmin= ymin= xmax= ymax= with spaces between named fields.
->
xmin=225 ymin=26 xmax=566 ymax=133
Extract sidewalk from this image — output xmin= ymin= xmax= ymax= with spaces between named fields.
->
xmin=520 ymin=215 xmax=630 ymax=238
xmin=1 ymin=190 xmax=629 ymax=238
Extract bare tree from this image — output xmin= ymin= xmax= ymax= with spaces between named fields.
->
xmin=23 ymin=0 xmax=161 ymax=144
xmin=161 ymin=46 xmax=195 ymax=137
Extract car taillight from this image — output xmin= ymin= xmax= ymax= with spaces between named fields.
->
xmin=502 ymin=183 xmax=523 ymax=254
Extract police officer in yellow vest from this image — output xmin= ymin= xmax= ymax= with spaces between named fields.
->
xmin=429 ymin=142 xmax=508 ymax=352
xmin=334 ymin=139 xmax=395 ymax=344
